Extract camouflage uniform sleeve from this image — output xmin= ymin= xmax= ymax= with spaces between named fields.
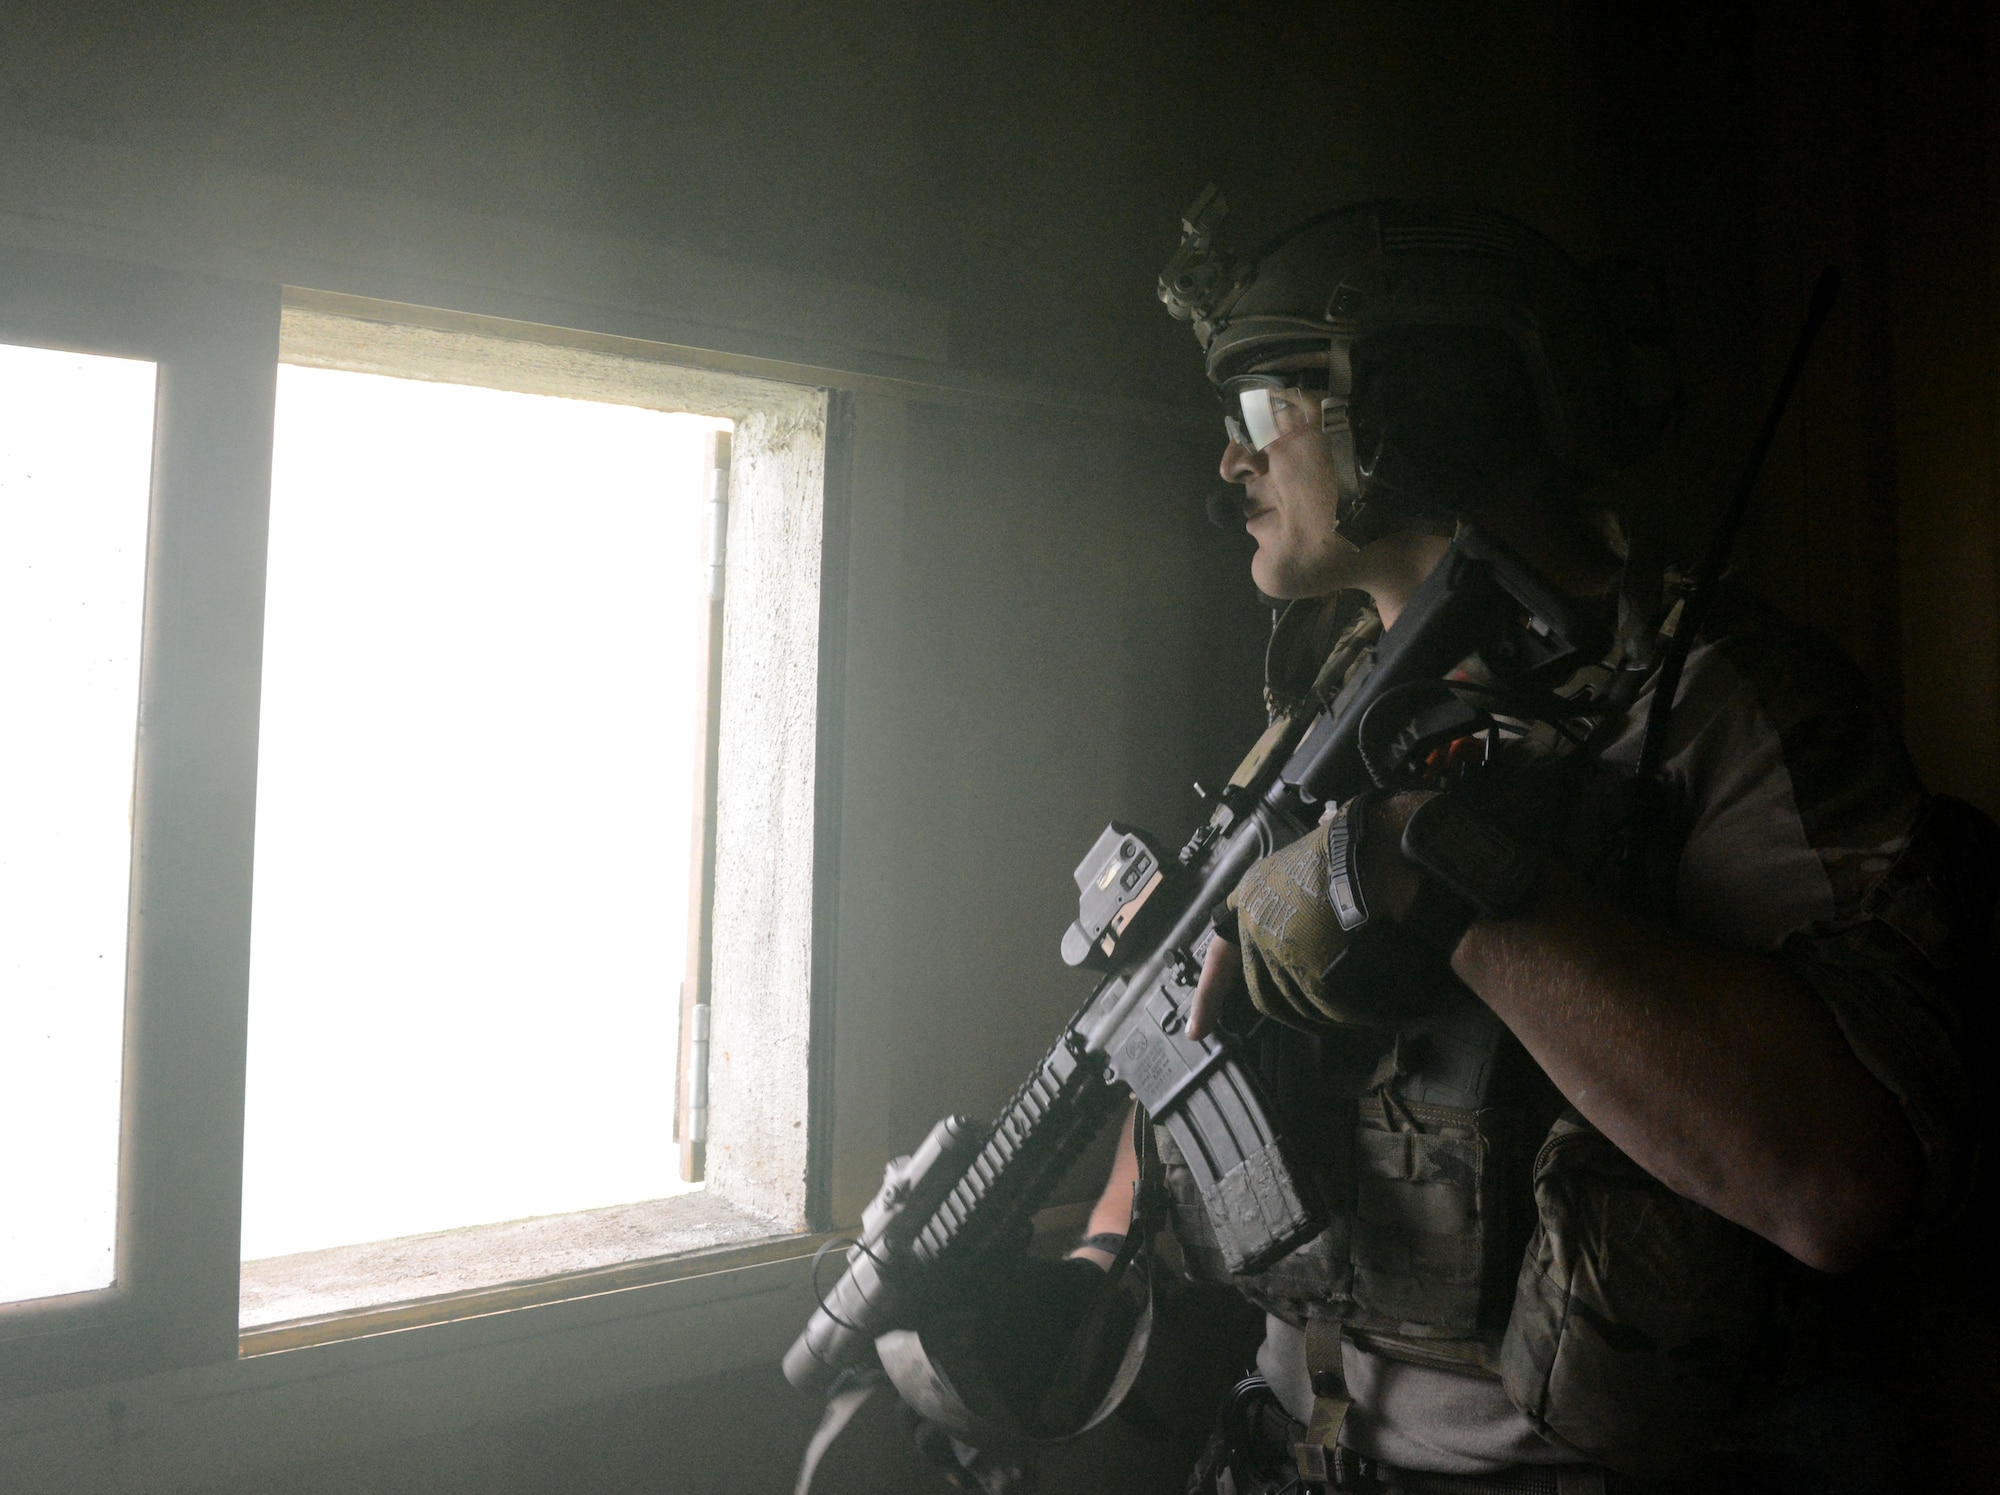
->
xmin=1654 ymin=595 xmax=1995 ymax=1228
xmin=1780 ymin=798 xmax=1996 ymax=1225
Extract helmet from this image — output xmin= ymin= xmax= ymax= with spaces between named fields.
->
xmin=1160 ymin=191 xmax=1675 ymax=544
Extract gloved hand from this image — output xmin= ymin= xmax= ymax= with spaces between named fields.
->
xmin=1217 ymin=792 xmax=1445 ymax=1028
xmin=1223 ymin=815 xmax=1356 ymax=1027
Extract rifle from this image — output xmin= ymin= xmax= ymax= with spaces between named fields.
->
xmin=783 ymin=526 xmax=1606 ymax=1402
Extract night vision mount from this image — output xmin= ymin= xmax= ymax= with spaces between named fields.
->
xmin=1156 ymin=185 xmax=1245 ymax=343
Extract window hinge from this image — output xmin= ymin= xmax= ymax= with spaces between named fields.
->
xmin=704 ymin=449 xmax=730 ymax=602
xmin=687 ymin=1002 xmax=711 ymax=1145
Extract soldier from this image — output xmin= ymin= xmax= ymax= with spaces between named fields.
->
xmin=1054 ymin=199 xmax=1993 ymax=1492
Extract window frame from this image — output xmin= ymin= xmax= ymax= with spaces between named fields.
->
xmin=233 ymin=306 xmax=835 ymax=1338
xmin=0 ymin=258 xmax=858 ymax=1393
xmin=0 ymin=246 xmax=280 ymax=1397
xmin=263 ymin=292 xmax=834 ymax=1236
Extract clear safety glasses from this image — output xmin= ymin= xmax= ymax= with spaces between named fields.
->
xmin=1220 ymin=376 xmax=1320 ymax=453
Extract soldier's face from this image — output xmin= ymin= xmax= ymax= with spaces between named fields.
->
xmin=1218 ymin=394 xmax=1358 ymax=598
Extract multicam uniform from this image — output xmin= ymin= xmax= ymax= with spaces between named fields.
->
xmin=1162 ymin=578 xmax=1991 ymax=1488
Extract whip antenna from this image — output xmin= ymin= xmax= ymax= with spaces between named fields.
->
xmin=1634 ymin=266 xmax=1841 ymax=784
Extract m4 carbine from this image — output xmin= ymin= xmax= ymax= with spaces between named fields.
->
xmin=783 ymin=527 xmax=1603 ymax=1401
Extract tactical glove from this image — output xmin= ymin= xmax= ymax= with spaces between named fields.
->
xmin=1225 ymin=799 xmax=1450 ymax=1028
xmin=1225 ymin=817 xmax=1353 ymax=1027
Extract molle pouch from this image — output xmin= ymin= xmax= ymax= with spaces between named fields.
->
xmin=1345 ymin=1095 xmax=1514 ymax=1340
xmin=1501 ymin=1112 xmax=1772 ymax=1477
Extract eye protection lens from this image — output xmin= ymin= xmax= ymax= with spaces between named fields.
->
xmin=1221 ymin=378 xmax=1312 ymax=453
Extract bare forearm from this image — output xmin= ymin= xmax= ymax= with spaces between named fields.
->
xmin=1451 ymin=874 xmax=1919 ymax=1271
xmin=1070 ymin=1103 xmax=1139 ymax=1269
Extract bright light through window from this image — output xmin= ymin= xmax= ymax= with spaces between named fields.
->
xmin=0 ymin=342 xmax=155 ymax=1305
xmin=242 ymin=365 xmax=721 ymax=1261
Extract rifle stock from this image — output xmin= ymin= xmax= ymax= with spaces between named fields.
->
xmin=785 ymin=529 xmax=1580 ymax=1400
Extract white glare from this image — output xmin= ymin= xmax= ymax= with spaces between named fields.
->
xmin=0 ymin=343 xmax=155 ymax=1304
xmin=242 ymin=366 xmax=717 ymax=1260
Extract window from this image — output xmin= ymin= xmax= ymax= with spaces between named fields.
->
xmin=238 ymin=304 xmax=828 ymax=1333
xmin=0 ymin=258 xmax=839 ymax=1392
xmin=0 ymin=254 xmax=279 ymax=1397
xmin=0 ymin=342 xmax=155 ymax=1307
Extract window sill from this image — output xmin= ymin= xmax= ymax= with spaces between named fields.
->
xmin=239 ymin=1200 xmax=817 ymax=1356
xmin=241 ymin=1191 xmax=779 ymax=1339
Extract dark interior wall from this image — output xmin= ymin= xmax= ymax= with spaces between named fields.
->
xmin=7 ymin=2 xmax=1982 ymax=726
xmin=1 ymin=2 xmax=1995 ymax=1491
xmin=180 ymin=1359 xmax=1208 ymax=1495
xmin=1875 ymin=0 xmax=2000 ymax=814
xmin=0 ymin=2 xmax=1619 ymax=400
xmin=826 ymin=403 xmax=1265 ymax=1225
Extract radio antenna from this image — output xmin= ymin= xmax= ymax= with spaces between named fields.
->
xmin=1633 ymin=266 xmax=1841 ymax=785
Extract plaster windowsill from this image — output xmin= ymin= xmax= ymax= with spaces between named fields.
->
xmin=239 ymin=1191 xmax=785 ymax=1329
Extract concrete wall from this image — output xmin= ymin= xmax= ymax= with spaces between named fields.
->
xmin=703 ymin=387 xmax=829 ymax=1229
xmin=0 ymin=2 xmax=1995 ymax=1491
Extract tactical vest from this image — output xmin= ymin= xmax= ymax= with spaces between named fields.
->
xmin=1154 ymin=980 xmax=1561 ymax=1376
xmin=1151 ymin=992 xmax=1779 ymax=1476
xmin=1154 ymin=592 xmax=1785 ymax=1477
